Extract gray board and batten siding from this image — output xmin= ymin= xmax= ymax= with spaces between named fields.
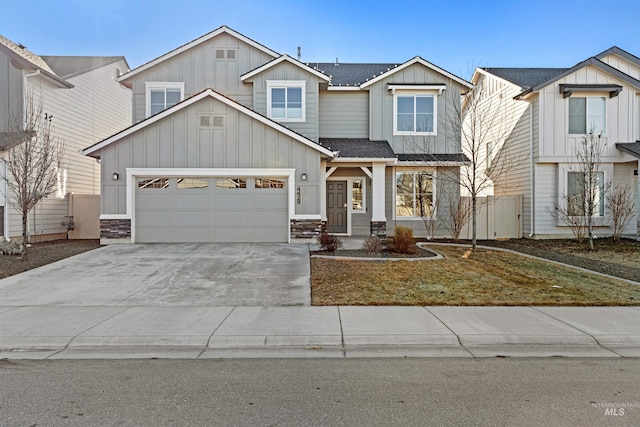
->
xmin=99 ymin=95 xmax=323 ymax=218
xmin=128 ymin=33 xmax=276 ymax=123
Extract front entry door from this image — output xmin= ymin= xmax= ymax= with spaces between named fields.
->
xmin=327 ymin=181 xmax=347 ymax=233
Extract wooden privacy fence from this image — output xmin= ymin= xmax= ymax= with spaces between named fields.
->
xmin=68 ymin=193 xmax=100 ymax=239
xmin=459 ymin=195 xmax=522 ymax=240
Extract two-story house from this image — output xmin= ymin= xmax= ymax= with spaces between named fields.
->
xmin=471 ymin=46 xmax=640 ymax=239
xmin=0 ymin=34 xmax=131 ymax=241
xmin=82 ymin=26 xmax=473 ymax=244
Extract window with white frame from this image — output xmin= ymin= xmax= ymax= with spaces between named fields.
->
xmin=145 ymin=82 xmax=185 ymax=117
xmin=566 ymin=171 xmax=605 ymax=217
xmin=352 ymin=179 xmax=365 ymax=212
xmin=568 ymin=96 xmax=606 ymax=135
xmin=394 ymin=94 xmax=436 ymax=135
xmin=395 ymin=171 xmax=435 ymax=218
xmin=267 ymin=81 xmax=305 ymax=121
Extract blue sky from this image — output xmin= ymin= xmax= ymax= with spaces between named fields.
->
xmin=2 ymin=0 xmax=639 ymax=79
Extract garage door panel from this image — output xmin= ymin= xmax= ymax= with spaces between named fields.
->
xmin=137 ymin=227 xmax=173 ymax=243
xmin=214 ymin=227 xmax=252 ymax=242
xmin=175 ymin=210 xmax=210 ymax=226
xmin=252 ymin=210 xmax=288 ymax=226
xmin=252 ymin=192 xmax=287 ymax=206
xmin=213 ymin=210 xmax=251 ymax=226
xmin=137 ymin=210 xmax=172 ymax=226
xmin=135 ymin=175 xmax=289 ymax=243
xmin=175 ymin=193 xmax=211 ymax=209
xmin=137 ymin=192 xmax=172 ymax=208
xmin=214 ymin=193 xmax=251 ymax=209
xmin=176 ymin=227 xmax=212 ymax=242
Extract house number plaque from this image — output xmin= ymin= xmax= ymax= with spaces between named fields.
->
xmin=296 ymin=186 xmax=301 ymax=205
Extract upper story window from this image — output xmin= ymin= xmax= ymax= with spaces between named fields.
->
xmin=145 ymin=82 xmax=185 ymax=117
xmin=568 ymin=96 xmax=606 ymax=135
xmin=393 ymin=94 xmax=436 ymax=135
xmin=267 ymin=81 xmax=305 ymax=122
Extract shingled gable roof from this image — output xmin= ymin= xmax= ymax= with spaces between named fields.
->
xmin=595 ymin=46 xmax=640 ymax=67
xmin=315 ymin=62 xmax=400 ymax=87
xmin=615 ymin=142 xmax=640 ymax=159
xmin=514 ymin=57 xmax=640 ymax=99
xmin=117 ymin=26 xmax=279 ymax=85
xmin=81 ymin=88 xmax=335 ymax=158
xmin=42 ymin=56 xmax=128 ymax=80
xmin=359 ymin=56 xmax=473 ymax=89
xmin=0 ymin=34 xmax=72 ymax=88
xmin=319 ymin=138 xmax=396 ymax=159
xmin=480 ymin=68 xmax=569 ymax=90
xmin=241 ymin=54 xmax=330 ymax=81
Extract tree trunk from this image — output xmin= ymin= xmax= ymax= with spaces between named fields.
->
xmin=471 ymin=196 xmax=477 ymax=251
xmin=21 ymin=211 xmax=28 ymax=259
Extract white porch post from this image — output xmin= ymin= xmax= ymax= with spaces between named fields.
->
xmin=371 ymin=162 xmax=386 ymax=222
xmin=320 ymin=160 xmax=327 ymax=222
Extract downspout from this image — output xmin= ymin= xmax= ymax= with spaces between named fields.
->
xmin=1 ymin=159 xmax=8 ymax=240
xmin=528 ymin=102 xmax=535 ymax=238
xmin=23 ymin=69 xmax=41 ymax=242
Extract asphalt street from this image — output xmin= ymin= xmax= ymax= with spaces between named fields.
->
xmin=2 ymin=358 xmax=639 ymax=426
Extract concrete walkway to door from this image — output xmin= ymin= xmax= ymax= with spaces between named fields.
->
xmin=0 ymin=243 xmax=311 ymax=307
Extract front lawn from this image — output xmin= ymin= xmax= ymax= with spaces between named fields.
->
xmin=311 ymin=244 xmax=640 ymax=306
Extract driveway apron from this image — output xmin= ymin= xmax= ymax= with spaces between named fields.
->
xmin=0 ymin=243 xmax=311 ymax=307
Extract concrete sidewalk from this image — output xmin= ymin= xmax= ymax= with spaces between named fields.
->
xmin=2 ymin=305 xmax=639 ymax=359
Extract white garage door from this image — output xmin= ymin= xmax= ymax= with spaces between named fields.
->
xmin=135 ymin=176 xmax=288 ymax=243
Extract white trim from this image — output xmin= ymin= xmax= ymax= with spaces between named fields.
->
xmin=398 ymin=160 xmax=468 ymax=167
xmin=393 ymin=92 xmax=438 ymax=136
xmin=82 ymin=89 xmax=335 ymax=158
xmin=327 ymin=86 xmax=363 ymax=91
xmin=360 ymin=56 xmax=473 ymax=89
xmin=118 ymin=26 xmax=278 ymax=83
xmin=371 ymin=163 xmax=386 ymax=222
xmin=241 ymin=55 xmax=330 ymax=81
xmin=359 ymin=166 xmax=372 ymax=179
xmin=388 ymin=84 xmax=446 ymax=94
xmin=291 ymin=214 xmax=322 ymax=220
xmin=124 ymin=168 xmax=296 ymax=243
xmin=145 ymin=82 xmax=185 ymax=118
xmin=266 ymin=80 xmax=306 ymax=122
xmin=393 ymin=168 xmax=438 ymax=220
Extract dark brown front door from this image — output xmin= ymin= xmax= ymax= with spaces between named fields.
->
xmin=327 ymin=181 xmax=347 ymax=233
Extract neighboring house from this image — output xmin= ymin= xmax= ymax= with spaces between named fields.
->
xmin=472 ymin=46 xmax=640 ymax=239
xmin=0 ymin=34 xmax=131 ymax=241
xmin=81 ymin=26 xmax=473 ymax=244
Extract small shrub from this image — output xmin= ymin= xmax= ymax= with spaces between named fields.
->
xmin=317 ymin=232 xmax=343 ymax=253
xmin=361 ymin=235 xmax=383 ymax=255
xmin=390 ymin=226 xmax=415 ymax=254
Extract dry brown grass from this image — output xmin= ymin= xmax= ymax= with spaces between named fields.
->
xmin=311 ymin=244 xmax=640 ymax=306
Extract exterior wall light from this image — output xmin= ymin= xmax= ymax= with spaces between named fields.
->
xmin=301 ymin=173 xmax=307 ymax=181
xmin=112 ymin=172 xmax=119 ymax=180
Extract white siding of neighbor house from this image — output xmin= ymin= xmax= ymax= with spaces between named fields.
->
xmin=0 ymin=52 xmax=24 ymax=132
xmin=474 ymin=73 xmax=533 ymax=234
xmin=6 ymin=60 xmax=131 ymax=240
xmin=537 ymin=64 xmax=636 ymax=162
xmin=368 ymin=63 xmax=465 ymax=155
xmin=248 ymin=61 xmax=321 ymax=142
xmin=128 ymin=33 xmax=275 ymax=123
xmin=319 ymin=91 xmax=368 ymax=138
xmin=99 ymin=96 xmax=322 ymax=217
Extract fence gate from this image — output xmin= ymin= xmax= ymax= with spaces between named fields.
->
xmin=460 ymin=195 xmax=522 ymax=240
xmin=68 ymin=193 xmax=100 ymax=239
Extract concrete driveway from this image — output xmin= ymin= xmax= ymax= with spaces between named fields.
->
xmin=0 ymin=243 xmax=311 ymax=306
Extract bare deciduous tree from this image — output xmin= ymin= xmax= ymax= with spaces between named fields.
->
xmin=443 ymin=192 xmax=472 ymax=241
xmin=553 ymin=132 xmax=608 ymax=250
xmin=4 ymin=95 xmax=65 ymax=258
xmin=606 ymin=184 xmax=636 ymax=242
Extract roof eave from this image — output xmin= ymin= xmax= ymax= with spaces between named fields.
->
xmin=241 ymin=55 xmax=330 ymax=82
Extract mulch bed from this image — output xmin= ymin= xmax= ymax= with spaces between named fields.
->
xmin=314 ymin=246 xmax=438 ymax=259
xmin=0 ymin=239 xmax=101 ymax=279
